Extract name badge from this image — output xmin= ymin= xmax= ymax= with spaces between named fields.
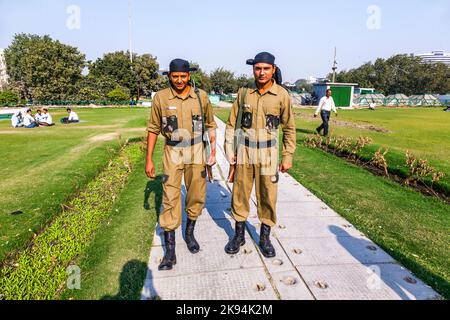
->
xmin=167 ymin=106 xmax=177 ymax=110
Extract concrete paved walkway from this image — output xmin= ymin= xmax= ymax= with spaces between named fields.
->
xmin=141 ymin=118 xmax=440 ymax=300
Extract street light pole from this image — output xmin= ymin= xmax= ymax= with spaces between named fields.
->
xmin=128 ymin=0 xmax=137 ymax=106
xmin=332 ymin=47 xmax=338 ymax=83
xmin=128 ymin=0 xmax=133 ymax=64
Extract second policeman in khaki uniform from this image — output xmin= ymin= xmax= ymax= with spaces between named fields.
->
xmin=146 ymin=59 xmax=217 ymax=270
xmin=224 ymin=52 xmax=296 ymax=258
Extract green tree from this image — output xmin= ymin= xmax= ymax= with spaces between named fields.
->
xmin=210 ymin=68 xmax=236 ymax=94
xmin=335 ymin=54 xmax=450 ymax=95
xmin=189 ymin=62 xmax=212 ymax=92
xmin=89 ymin=51 xmax=160 ymax=100
xmin=235 ymin=74 xmax=254 ymax=90
xmin=107 ymin=87 xmax=130 ymax=102
xmin=4 ymin=33 xmax=86 ymax=101
xmin=75 ymin=74 xmax=117 ymax=101
xmin=0 ymin=90 xmax=19 ymax=106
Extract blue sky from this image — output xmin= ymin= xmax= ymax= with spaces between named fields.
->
xmin=1 ymin=0 xmax=449 ymax=82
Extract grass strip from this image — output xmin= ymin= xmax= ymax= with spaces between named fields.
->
xmin=0 ymin=142 xmax=141 ymax=300
xmin=60 ymin=140 xmax=164 ymax=300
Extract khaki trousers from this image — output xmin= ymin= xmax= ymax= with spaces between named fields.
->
xmin=160 ymin=142 xmax=206 ymax=231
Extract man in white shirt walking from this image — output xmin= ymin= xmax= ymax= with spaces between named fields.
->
xmin=314 ymin=89 xmax=337 ymax=136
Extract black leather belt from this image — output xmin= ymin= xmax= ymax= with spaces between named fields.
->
xmin=242 ymin=137 xmax=277 ymax=149
xmin=166 ymin=135 xmax=203 ymax=147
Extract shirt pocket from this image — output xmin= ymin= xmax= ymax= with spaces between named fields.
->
xmin=191 ymin=106 xmax=203 ymax=133
xmin=162 ymin=106 xmax=179 ymax=134
xmin=241 ymin=103 xmax=253 ymax=129
xmin=264 ymin=105 xmax=281 ymax=133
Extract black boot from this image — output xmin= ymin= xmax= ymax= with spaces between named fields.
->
xmin=259 ymin=224 xmax=276 ymax=258
xmin=185 ymin=219 xmax=200 ymax=254
xmin=225 ymin=221 xmax=246 ymax=254
xmin=158 ymin=231 xmax=176 ymax=271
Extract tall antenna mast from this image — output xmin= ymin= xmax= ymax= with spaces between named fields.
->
xmin=128 ymin=0 xmax=133 ymax=64
xmin=332 ymin=47 xmax=337 ymax=83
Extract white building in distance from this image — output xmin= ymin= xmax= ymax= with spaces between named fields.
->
xmin=0 ymin=49 xmax=9 ymax=90
xmin=416 ymin=50 xmax=450 ymax=67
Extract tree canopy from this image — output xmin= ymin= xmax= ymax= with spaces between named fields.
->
xmin=334 ymin=54 xmax=450 ymax=95
xmin=5 ymin=33 xmax=86 ymax=101
xmin=89 ymin=51 xmax=160 ymax=100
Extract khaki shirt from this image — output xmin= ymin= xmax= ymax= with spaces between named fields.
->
xmin=225 ymin=81 xmax=296 ymax=165
xmin=148 ymin=86 xmax=217 ymax=141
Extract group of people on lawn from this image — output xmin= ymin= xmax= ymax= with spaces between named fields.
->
xmin=11 ymin=108 xmax=79 ymax=128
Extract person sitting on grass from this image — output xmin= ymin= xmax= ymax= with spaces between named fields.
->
xmin=39 ymin=108 xmax=55 ymax=126
xmin=60 ymin=108 xmax=80 ymax=124
xmin=35 ymin=109 xmax=44 ymax=124
xmin=23 ymin=109 xmax=38 ymax=128
xmin=11 ymin=111 xmax=23 ymax=128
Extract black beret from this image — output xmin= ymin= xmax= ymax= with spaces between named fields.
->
xmin=162 ymin=59 xmax=198 ymax=75
xmin=246 ymin=52 xmax=276 ymax=66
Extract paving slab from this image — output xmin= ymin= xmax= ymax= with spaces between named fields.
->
xmin=281 ymin=236 xmax=396 ymax=266
xmin=247 ymin=216 xmax=362 ymax=239
xmin=270 ymin=270 xmax=315 ymax=300
xmin=275 ymin=201 xmax=339 ymax=218
xmin=147 ymin=241 xmax=264 ymax=279
xmin=296 ymin=263 xmax=440 ymax=300
xmin=142 ymin=267 xmax=279 ymax=300
xmin=152 ymin=218 xmax=238 ymax=247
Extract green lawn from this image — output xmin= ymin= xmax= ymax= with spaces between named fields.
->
xmin=215 ymin=106 xmax=450 ymax=298
xmin=0 ymin=107 xmax=150 ymax=262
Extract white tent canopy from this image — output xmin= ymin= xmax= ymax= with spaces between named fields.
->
xmin=408 ymin=94 xmax=441 ymax=106
xmin=385 ymin=94 xmax=409 ymax=106
xmin=356 ymin=93 xmax=386 ymax=106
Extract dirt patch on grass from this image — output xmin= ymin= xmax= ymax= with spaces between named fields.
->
xmin=296 ymin=112 xmax=392 ymax=133
xmin=119 ymin=128 xmax=147 ymax=133
xmin=0 ymin=130 xmax=28 ymax=134
xmin=63 ymin=125 xmax=120 ymax=130
xmin=89 ymin=132 xmax=121 ymax=142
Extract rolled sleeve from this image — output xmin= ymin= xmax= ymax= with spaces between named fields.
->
xmin=280 ymin=93 xmax=296 ymax=165
xmin=147 ymin=94 xmax=162 ymax=135
xmin=203 ymin=93 xmax=218 ymax=130
xmin=224 ymin=90 xmax=241 ymax=159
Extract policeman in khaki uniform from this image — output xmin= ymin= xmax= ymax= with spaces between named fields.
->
xmin=224 ymin=52 xmax=296 ymax=258
xmin=146 ymin=59 xmax=217 ymax=270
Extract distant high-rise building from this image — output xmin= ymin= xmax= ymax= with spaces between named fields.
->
xmin=0 ymin=49 xmax=9 ymax=90
xmin=416 ymin=50 xmax=450 ymax=67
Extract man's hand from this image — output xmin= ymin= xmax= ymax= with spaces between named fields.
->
xmin=279 ymin=163 xmax=292 ymax=173
xmin=145 ymin=160 xmax=156 ymax=179
xmin=228 ymin=154 xmax=236 ymax=165
xmin=207 ymin=155 xmax=216 ymax=167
